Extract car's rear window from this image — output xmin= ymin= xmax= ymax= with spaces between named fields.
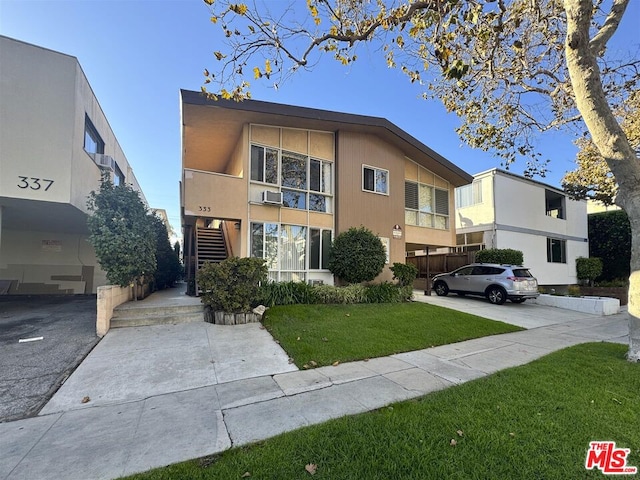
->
xmin=512 ymin=269 xmax=533 ymax=278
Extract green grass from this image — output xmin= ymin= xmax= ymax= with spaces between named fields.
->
xmin=122 ymin=343 xmax=640 ymax=480
xmin=262 ymin=303 xmax=523 ymax=368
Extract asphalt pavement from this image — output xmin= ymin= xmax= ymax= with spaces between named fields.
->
xmin=0 ymin=295 xmax=99 ymax=422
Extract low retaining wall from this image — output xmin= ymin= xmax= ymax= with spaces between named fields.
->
xmin=580 ymin=286 xmax=628 ymax=306
xmin=96 ymin=285 xmax=133 ymax=337
xmin=531 ymin=294 xmax=620 ymax=315
xmin=204 ymin=308 xmax=262 ymax=325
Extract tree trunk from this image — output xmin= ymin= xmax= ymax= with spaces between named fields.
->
xmin=564 ymin=0 xmax=639 ymax=361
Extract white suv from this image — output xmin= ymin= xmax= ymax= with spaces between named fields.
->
xmin=432 ymin=263 xmax=539 ymax=305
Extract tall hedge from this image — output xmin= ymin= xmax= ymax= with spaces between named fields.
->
xmin=588 ymin=210 xmax=631 ymax=281
xmin=475 ymin=248 xmax=523 ymax=265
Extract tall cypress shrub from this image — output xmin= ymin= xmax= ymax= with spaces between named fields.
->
xmin=588 ymin=210 xmax=631 ymax=281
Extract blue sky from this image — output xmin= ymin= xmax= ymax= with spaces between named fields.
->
xmin=1 ymin=0 xmax=638 ymax=233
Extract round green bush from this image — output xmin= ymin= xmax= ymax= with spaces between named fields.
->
xmin=328 ymin=227 xmax=387 ymax=284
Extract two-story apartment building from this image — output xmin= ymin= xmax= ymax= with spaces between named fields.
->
xmin=455 ymin=168 xmax=589 ymax=287
xmin=180 ymin=90 xmax=473 ymax=287
xmin=0 ymin=36 xmax=146 ymax=294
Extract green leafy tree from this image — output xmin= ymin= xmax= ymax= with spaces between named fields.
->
xmin=328 ymin=227 xmax=386 ymax=284
xmin=201 ymin=0 xmax=640 ymax=361
xmin=87 ymin=175 xmax=156 ymax=298
xmin=150 ymin=214 xmax=182 ymax=290
xmin=562 ymin=91 xmax=640 ymax=205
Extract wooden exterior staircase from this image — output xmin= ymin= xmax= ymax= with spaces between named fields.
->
xmin=196 ymin=227 xmax=229 ymax=270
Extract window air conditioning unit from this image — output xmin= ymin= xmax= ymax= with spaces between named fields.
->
xmin=262 ymin=191 xmax=283 ymax=205
xmin=92 ymin=153 xmax=115 ymax=172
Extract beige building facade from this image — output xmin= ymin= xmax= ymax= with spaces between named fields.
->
xmin=181 ymin=90 xmax=472 ymax=286
xmin=0 ymin=36 xmax=146 ymax=294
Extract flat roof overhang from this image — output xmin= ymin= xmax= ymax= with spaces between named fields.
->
xmin=181 ymin=90 xmax=473 ymax=187
xmin=0 ymin=197 xmax=89 ymax=234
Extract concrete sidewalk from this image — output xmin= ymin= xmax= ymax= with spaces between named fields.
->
xmin=0 ymin=292 xmax=630 ymax=480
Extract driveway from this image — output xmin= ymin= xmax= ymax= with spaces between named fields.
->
xmin=0 ymin=296 xmax=99 ymax=422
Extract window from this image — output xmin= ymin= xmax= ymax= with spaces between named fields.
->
xmin=251 ymin=145 xmax=278 ymax=184
xmin=309 ymin=228 xmax=332 ymax=270
xmin=545 ymin=189 xmax=566 ymax=219
xmin=456 ymin=232 xmax=484 ymax=246
xmin=251 ymin=223 xmax=279 ymax=270
xmin=251 ymin=222 xmax=333 ymax=280
xmin=455 ymin=180 xmax=483 ymax=208
xmin=251 ymin=144 xmax=333 ymax=213
xmin=363 ymin=166 xmax=388 ymax=194
xmin=113 ymin=163 xmax=125 ymax=187
xmin=547 ymin=237 xmax=567 ymax=263
xmin=405 ymin=181 xmax=449 ymax=230
xmin=84 ymin=115 xmax=104 ymax=154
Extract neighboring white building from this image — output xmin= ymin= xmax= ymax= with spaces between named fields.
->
xmin=455 ymin=169 xmax=588 ymax=287
xmin=0 ymin=36 xmax=147 ymax=294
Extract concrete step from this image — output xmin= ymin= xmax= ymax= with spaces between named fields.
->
xmin=111 ymin=311 xmax=204 ymax=328
xmin=111 ymin=303 xmax=205 ymax=328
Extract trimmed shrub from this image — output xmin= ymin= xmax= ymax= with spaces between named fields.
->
xmin=258 ymin=281 xmax=316 ymax=307
xmin=197 ymin=257 xmax=267 ymax=313
xmin=390 ymin=262 xmax=418 ymax=287
xmin=475 ymin=248 xmax=524 ymax=265
xmin=313 ymin=284 xmax=368 ymax=304
xmin=328 ymin=227 xmax=386 ymax=284
xmin=576 ymin=257 xmax=603 ymax=286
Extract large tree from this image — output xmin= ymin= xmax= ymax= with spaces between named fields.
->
xmin=201 ymin=0 xmax=639 ymax=361
xmin=563 ymin=90 xmax=640 ymax=205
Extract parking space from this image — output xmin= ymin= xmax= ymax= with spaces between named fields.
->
xmin=0 ymin=296 xmax=99 ymax=422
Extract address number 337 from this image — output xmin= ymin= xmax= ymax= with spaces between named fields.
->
xmin=17 ymin=176 xmax=54 ymax=191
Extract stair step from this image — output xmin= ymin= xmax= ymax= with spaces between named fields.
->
xmin=111 ymin=311 xmax=204 ymax=328
xmin=113 ymin=303 xmax=204 ymax=319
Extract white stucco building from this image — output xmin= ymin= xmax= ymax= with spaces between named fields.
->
xmin=455 ymin=168 xmax=588 ymax=287
xmin=0 ymin=36 xmax=146 ymax=294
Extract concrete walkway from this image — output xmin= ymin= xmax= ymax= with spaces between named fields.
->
xmin=0 ymin=291 xmax=629 ymax=480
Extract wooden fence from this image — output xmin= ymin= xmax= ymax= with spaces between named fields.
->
xmin=407 ymin=252 xmax=475 ymax=293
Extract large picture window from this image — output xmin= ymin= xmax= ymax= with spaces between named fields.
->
xmin=251 ymin=144 xmax=333 ymax=213
xmin=251 ymin=222 xmax=332 ymax=280
xmin=405 ymin=181 xmax=449 ymax=230
xmin=455 ymin=180 xmax=483 ymax=208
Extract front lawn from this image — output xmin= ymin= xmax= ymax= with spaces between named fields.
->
xmin=122 ymin=343 xmax=639 ymax=479
xmin=262 ymin=303 xmax=522 ymax=368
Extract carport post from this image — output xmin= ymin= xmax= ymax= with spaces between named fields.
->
xmin=423 ymin=245 xmax=431 ymax=296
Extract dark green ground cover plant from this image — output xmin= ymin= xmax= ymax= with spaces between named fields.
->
xmin=122 ymin=343 xmax=639 ymax=480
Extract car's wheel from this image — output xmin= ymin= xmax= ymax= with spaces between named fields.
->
xmin=511 ymin=298 xmax=526 ymax=303
xmin=486 ymin=286 xmax=507 ymax=305
xmin=434 ymin=281 xmax=449 ymax=296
